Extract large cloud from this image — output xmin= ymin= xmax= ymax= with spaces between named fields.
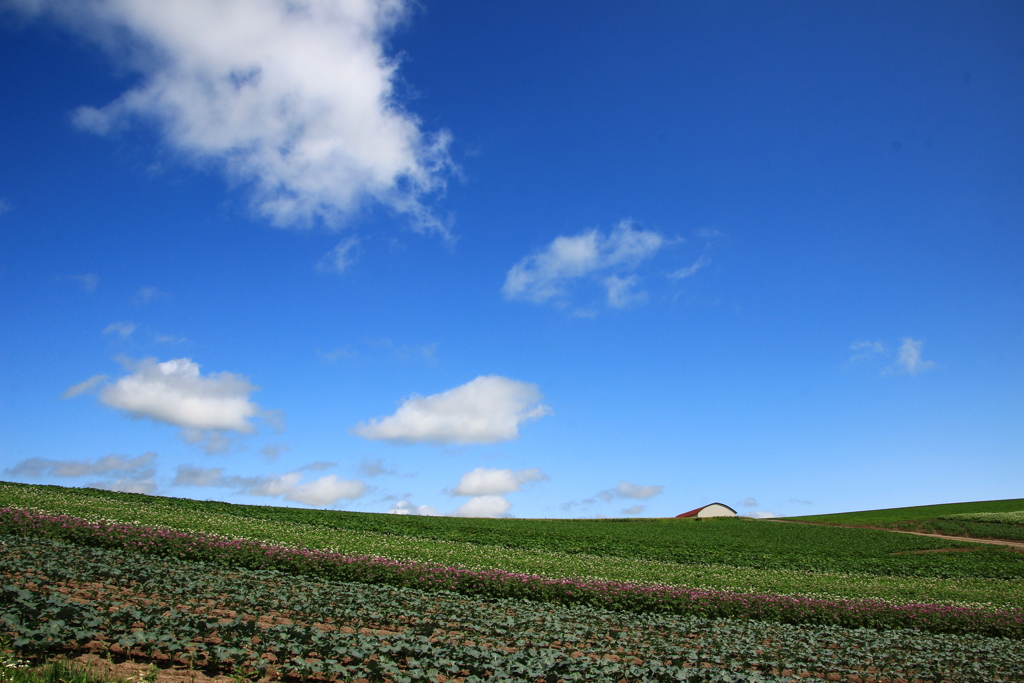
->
xmin=450 ymin=467 xmax=547 ymax=496
xmin=503 ymin=220 xmax=666 ymax=308
xmin=352 ymin=375 xmax=552 ymax=444
xmin=11 ymin=0 xmax=453 ymax=233
xmin=173 ymin=464 xmax=365 ymax=507
xmin=94 ymin=357 xmax=262 ymax=432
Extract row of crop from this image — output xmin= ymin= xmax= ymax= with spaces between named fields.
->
xmin=5 ymin=482 xmax=1022 ymax=581
xmin=4 ymin=534 xmax=1024 ymax=682
xmin=4 ymin=483 xmax=1023 ymax=612
xmin=2 ymin=506 xmax=1022 ymax=639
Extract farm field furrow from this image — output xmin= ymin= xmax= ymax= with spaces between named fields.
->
xmin=4 ymin=534 xmax=1023 ymax=683
xmin=3 ymin=483 xmax=1023 ymax=613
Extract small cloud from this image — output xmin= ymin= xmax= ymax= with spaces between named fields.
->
xmin=604 ymin=275 xmax=647 ymax=308
xmin=598 ymin=481 xmax=664 ymax=502
xmin=621 ymin=505 xmax=646 ymax=515
xmin=300 ymin=461 xmax=335 ymax=472
xmin=849 ymin=340 xmax=887 ymax=362
xmin=5 ymin=452 xmax=156 ymax=479
xmin=173 ymin=464 xmax=224 ymax=487
xmin=172 ymin=464 xmax=365 ymax=507
xmin=61 ymin=374 xmax=107 ymax=399
xmin=0 ymin=198 xmax=11 ymax=214
xmin=260 ymin=444 xmax=288 ymax=461
xmin=742 ymin=497 xmax=759 ymax=508
xmin=359 ymin=458 xmax=396 ymax=477
xmin=789 ymin=498 xmax=813 ymax=505
xmin=318 ymin=346 xmax=359 ymax=364
xmin=133 ymin=286 xmax=169 ymax=305
xmin=103 ymin=321 xmax=137 ymax=338
xmin=749 ymin=510 xmax=777 ymax=519
xmin=387 ymin=500 xmax=438 ymax=516
xmin=62 ymin=274 xmax=99 ymax=292
xmin=95 ymin=476 xmax=157 ymax=495
xmin=502 ymin=219 xmax=666 ymax=309
xmin=893 ymin=337 xmax=935 ymax=375
xmin=450 ymin=467 xmax=548 ymax=496
xmin=318 ymin=236 xmax=360 ymax=274
xmin=155 ymin=334 xmax=188 ymax=344
xmin=352 ymin=375 xmax=552 ymax=445
xmin=452 ymin=495 xmax=510 ymax=518
xmin=669 ymin=254 xmax=710 ymax=280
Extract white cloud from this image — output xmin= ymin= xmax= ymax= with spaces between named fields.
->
xmin=96 ymin=476 xmax=157 ymax=495
xmin=743 ymin=497 xmax=758 ymax=507
xmin=359 ymin=458 xmax=396 ymax=477
xmin=450 ymin=467 xmax=547 ymax=496
xmin=133 ymin=286 xmax=169 ymax=305
xmin=172 ymin=464 xmax=365 ymax=507
xmin=173 ymin=464 xmax=224 ymax=487
xmin=61 ymin=374 xmax=108 ymax=399
xmin=260 ymin=444 xmax=288 ymax=460
xmin=609 ymin=481 xmax=663 ymax=500
xmin=352 ymin=375 xmax=552 ymax=444
xmin=63 ymin=273 xmax=99 ymax=291
xmin=669 ymin=254 xmax=710 ymax=280
xmin=103 ymin=321 xmax=137 ymax=337
xmin=849 ymin=340 xmax=887 ymax=362
xmin=387 ymin=500 xmax=438 ymax=516
xmin=597 ymin=481 xmax=663 ymax=502
xmin=5 ymin=452 xmax=156 ymax=479
xmin=503 ymin=219 xmax=666 ymax=307
xmin=95 ymin=357 xmax=264 ymax=433
xmin=894 ymin=337 xmax=935 ymax=375
xmin=452 ymin=495 xmax=510 ymax=518
xmin=603 ymin=274 xmax=647 ymax=308
xmin=620 ymin=505 xmax=645 ymax=515
xmin=749 ymin=510 xmax=777 ymax=519
xmin=0 ymin=198 xmax=11 ymax=214
xmin=318 ymin=236 xmax=360 ymax=273
xmin=14 ymin=0 xmax=453 ymax=233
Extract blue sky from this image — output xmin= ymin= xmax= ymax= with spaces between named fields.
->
xmin=1 ymin=0 xmax=1021 ymax=518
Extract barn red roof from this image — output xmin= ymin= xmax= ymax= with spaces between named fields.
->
xmin=675 ymin=502 xmax=737 ymax=518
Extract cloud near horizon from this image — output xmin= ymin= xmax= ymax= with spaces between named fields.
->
xmin=450 ymin=467 xmax=548 ymax=496
xmin=173 ymin=464 xmax=365 ymax=507
xmin=352 ymin=375 xmax=552 ymax=444
xmin=502 ymin=219 xmax=668 ymax=309
xmin=598 ymin=480 xmax=664 ymax=502
xmin=11 ymin=0 xmax=453 ymax=235
xmin=5 ymin=452 xmax=157 ymax=494
xmin=451 ymin=495 xmax=511 ymax=518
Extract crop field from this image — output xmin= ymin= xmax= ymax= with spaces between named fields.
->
xmin=787 ymin=498 xmax=1024 ymax=543
xmin=3 ymin=481 xmax=1024 ymax=682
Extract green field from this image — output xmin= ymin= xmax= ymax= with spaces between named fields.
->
xmin=786 ymin=497 xmax=1024 ymax=542
xmin=3 ymin=481 xmax=1024 ymax=682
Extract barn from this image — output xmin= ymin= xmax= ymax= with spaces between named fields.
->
xmin=675 ymin=503 xmax=737 ymax=519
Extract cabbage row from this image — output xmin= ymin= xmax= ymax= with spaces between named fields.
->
xmin=4 ymin=535 xmax=1023 ymax=683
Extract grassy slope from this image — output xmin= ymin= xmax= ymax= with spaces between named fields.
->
xmin=3 ymin=481 xmax=1024 ymax=609
xmin=786 ymin=498 xmax=1024 ymax=542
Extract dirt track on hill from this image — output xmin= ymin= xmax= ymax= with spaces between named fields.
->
xmin=770 ymin=519 xmax=1024 ymax=551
